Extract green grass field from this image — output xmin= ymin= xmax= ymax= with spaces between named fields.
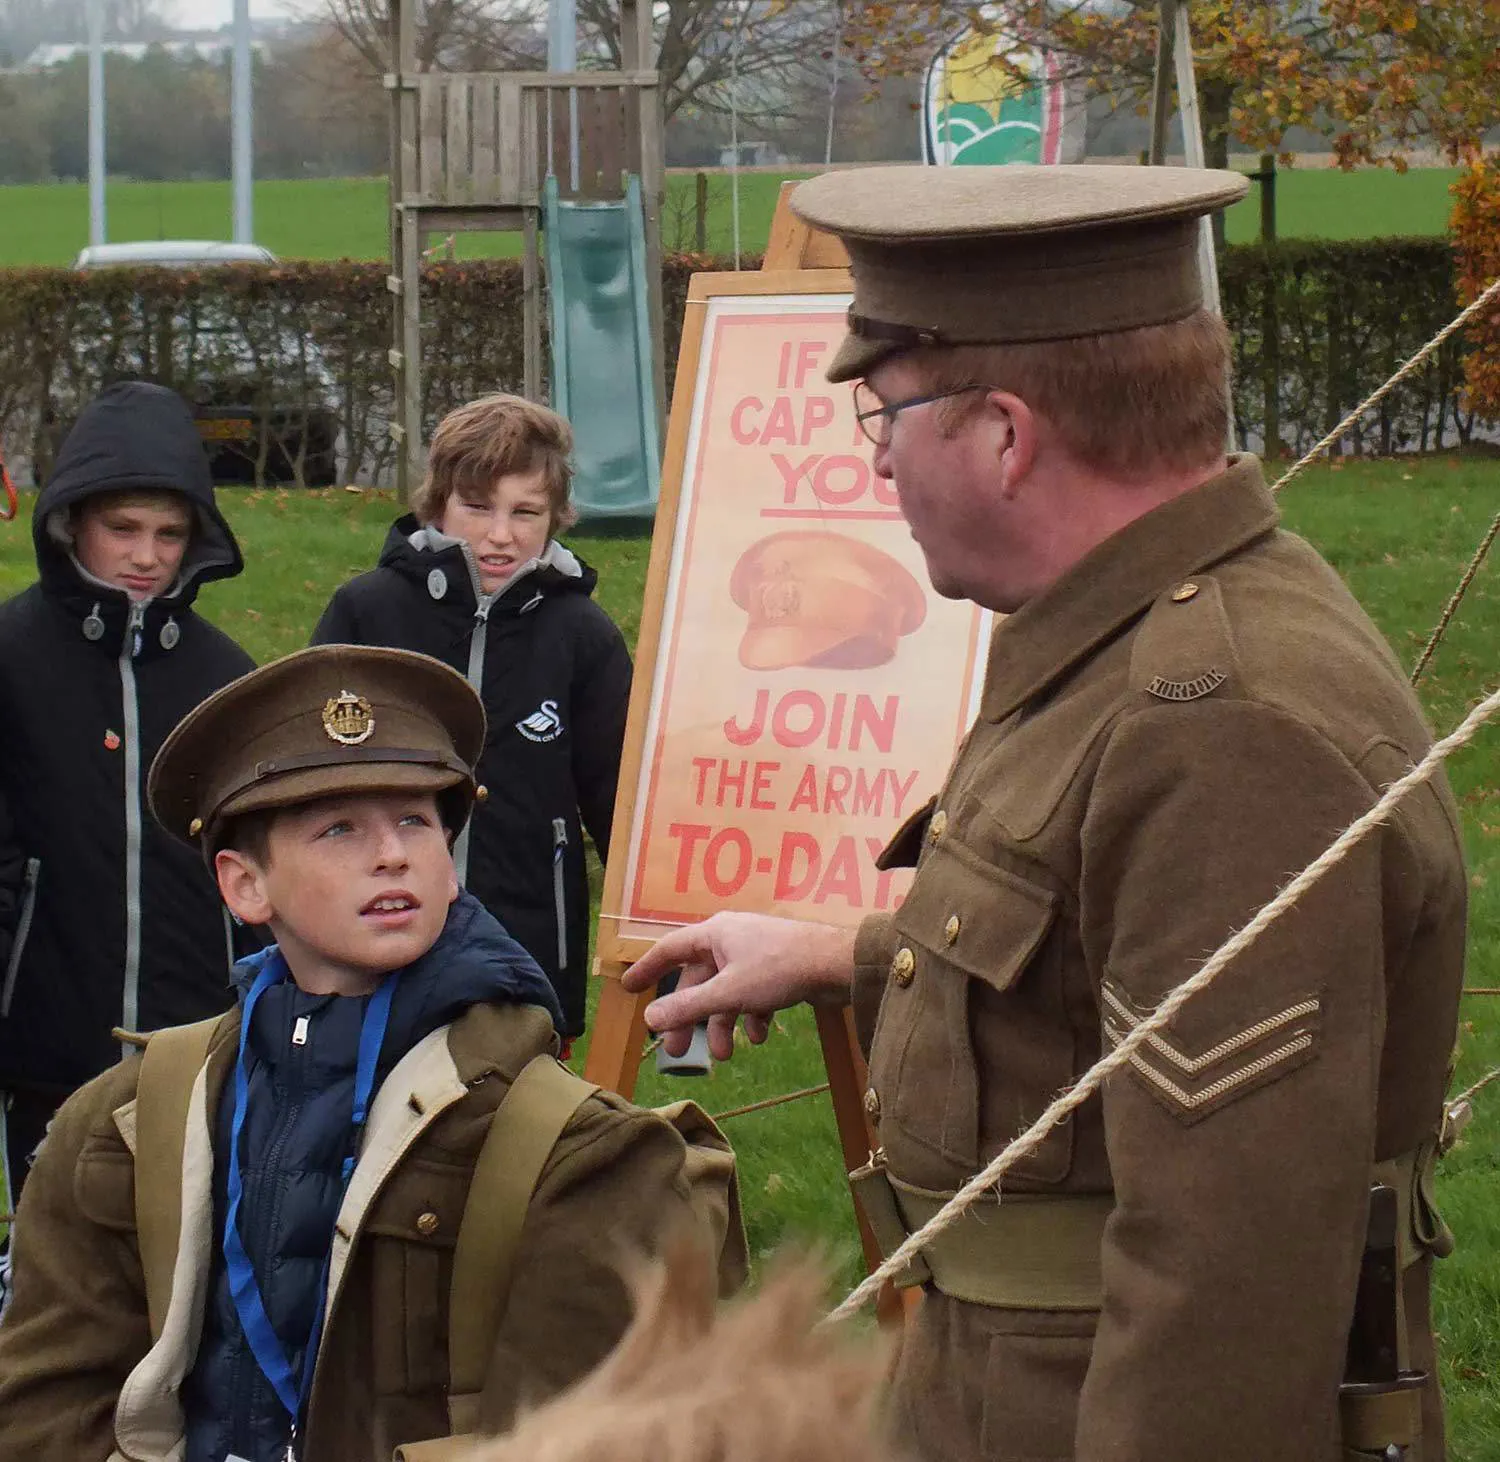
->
xmin=0 ymin=458 xmax=1494 ymax=1446
xmin=0 ymin=163 xmax=1464 ymax=268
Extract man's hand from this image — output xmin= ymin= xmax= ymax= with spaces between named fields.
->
xmin=623 ymin=914 xmax=857 ymax=1061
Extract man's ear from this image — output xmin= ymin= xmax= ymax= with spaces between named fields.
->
xmin=985 ymin=389 xmax=1036 ymax=499
xmin=216 ymin=848 xmax=273 ymax=926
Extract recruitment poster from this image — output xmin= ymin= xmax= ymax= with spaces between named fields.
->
xmin=608 ymin=281 xmax=993 ymax=946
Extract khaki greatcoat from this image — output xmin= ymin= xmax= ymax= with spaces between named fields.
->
xmin=851 ymin=458 xmax=1467 ymax=1462
xmin=0 ymin=1001 xmax=746 ymax=1462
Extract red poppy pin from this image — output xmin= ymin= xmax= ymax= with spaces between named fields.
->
xmin=104 ymin=730 xmax=121 ymax=751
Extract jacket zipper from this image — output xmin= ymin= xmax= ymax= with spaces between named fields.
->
xmin=233 ymin=1006 xmax=306 ymax=1456
xmin=452 ymin=550 xmax=494 ymax=888
xmin=0 ymin=857 xmax=41 ymax=1019
xmin=551 ymin=818 xmax=568 ymax=971
xmin=120 ymin=601 xmax=145 ymax=1036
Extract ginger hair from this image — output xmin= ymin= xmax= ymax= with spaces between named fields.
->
xmin=917 ymin=307 xmax=1231 ymax=481
xmin=412 ymin=393 xmax=577 ymax=533
xmin=462 ymin=1242 xmax=905 ymax=1462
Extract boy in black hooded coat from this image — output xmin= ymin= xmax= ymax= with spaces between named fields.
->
xmin=312 ymin=395 xmax=631 ymax=1040
xmin=0 ymin=382 xmax=255 ymax=1207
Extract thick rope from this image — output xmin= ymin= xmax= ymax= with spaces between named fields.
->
xmin=1450 ymin=1064 xmax=1500 ymax=1113
xmin=1410 ymin=510 xmax=1500 ymax=687
xmin=829 ymin=683 xmax=1500 ymax=1322
xmin=1270 ymin=274 xmax=1500 ymax=497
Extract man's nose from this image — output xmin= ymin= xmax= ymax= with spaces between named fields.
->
xmin=871 ymin=435 xmax=894 ymax=478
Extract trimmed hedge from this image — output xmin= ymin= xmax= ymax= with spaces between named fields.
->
xmin=1219 ymin=238 xmax=1476 ymax=457
xmin=0 ymin=240 xmax=1480 ymax=487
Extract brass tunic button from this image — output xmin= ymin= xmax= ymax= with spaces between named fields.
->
xmin=890 ymin=947 xmax=915 ymax=986
xmin=863 ymin=1087 xmax=881 ymax=1121
xmin=188 ymin=816 xmax=204 ymax=837
xmin=415 ymin=1210 xmax=440 ymax=1236
xmin=1171 ymin=581 xmax=1200 ymax=603
xmin=927 ymin=809 xmax=948 ymax=843
xmin=943 ymin=914 xmax=961 ymax=946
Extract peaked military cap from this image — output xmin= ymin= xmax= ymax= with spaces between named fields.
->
xmin=730 ymin=531 xmax=926 ymax=671
xmin=148 ymin=644 xmax=486 ymax=850
xmin=790 ymin=163 xmax=1250 ymax=382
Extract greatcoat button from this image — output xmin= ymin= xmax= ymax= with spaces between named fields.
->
xmin=863 ymin=1087 xmax=881 ymax=1121
xmin=927 ymin=809 xmax=948 ymax=843
xmin=890 ymin=947 xmax=915 ymax=986
xmin=943 ymin=914 xmax=961 ymax=946
xmin=415 ymin=1210 xmax=440 ymax=1236
xmin=1171 ymin=581 xmax=1200 ymax=603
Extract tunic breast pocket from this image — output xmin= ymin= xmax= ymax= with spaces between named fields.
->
xmin=363 ymin=1157 xmax=471 ymax=1395
xmin=875 ymin=840 xmax=1062 ymax=1176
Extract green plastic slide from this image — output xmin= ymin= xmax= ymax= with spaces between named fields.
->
xmin=543 ymin=174 xmax=661 ymax=520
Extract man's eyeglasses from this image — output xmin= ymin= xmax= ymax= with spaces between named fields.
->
xmin=852 ymin=381 xmax=987 ymax=446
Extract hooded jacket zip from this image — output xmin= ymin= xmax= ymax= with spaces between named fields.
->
xmin=452 ymin=547 xmax=495 ymax=887
xmin=551 ymin=819 xmax=568 ymax=970
xmin=120 ymin=599 xmax=146 ymax=1035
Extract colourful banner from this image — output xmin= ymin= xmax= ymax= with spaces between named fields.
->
xmin=615 ymin=293 xmax=992 ymax=937
xmin=922 ymin=32 xmax=1086 ymax=167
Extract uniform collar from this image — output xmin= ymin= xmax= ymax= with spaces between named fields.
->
xmin=980 ymin=455 xmax=1278 ymax=724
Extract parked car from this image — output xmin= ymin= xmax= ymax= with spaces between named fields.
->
xmin=48 ymin=239 xmax=341 ymax=487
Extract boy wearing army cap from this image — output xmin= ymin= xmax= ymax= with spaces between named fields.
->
xmin=628 ymin=164 xmax=1467 ymax=1462
xmin=0 ymin=644 xmax=744 ymax=1462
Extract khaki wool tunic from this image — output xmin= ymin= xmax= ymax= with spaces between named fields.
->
xmin=850 ymin=458 xmax=1467 ymax=1462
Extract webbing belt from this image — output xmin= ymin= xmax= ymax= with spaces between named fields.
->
xmin=850 ymin=1140 xmax=1447 ymax=1318
xmin=849 ymin=1156 xmax=1109 ymax=1310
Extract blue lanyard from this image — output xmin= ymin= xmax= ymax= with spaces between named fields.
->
xmin=223 ymin=956 xmax=396 ymax=1440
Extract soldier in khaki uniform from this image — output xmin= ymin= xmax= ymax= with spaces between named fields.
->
xmin=625 ymin=165 xmax=1468 ymax=1462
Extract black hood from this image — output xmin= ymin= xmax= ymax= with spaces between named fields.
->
xmin=34 ymin=382 xmax=244 ymax=612
xmin=375 ymin=512 xmax=600 ymax=616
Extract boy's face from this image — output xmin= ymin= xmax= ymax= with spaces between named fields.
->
xmin=215 ymin=790 xmax=459 ymax=996
xmin=436 ymin=468 xmax=552 ymax=594
xmin=73 ymin=491 xmax=193 ymax=600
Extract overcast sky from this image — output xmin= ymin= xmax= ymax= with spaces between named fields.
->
xmin=172 ymin=0 xmax=294 ymax=29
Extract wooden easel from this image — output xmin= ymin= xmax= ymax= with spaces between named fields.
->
xmin=582 ymin=186 xmax=902 ymax=1314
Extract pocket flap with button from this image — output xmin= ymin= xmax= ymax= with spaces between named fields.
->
xmin=363 ymin=1156 xmax=472 ymax=1247
xmin=895 ymin=841 xmax=1059 ymax=990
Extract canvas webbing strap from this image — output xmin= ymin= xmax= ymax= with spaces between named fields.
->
xmin=133 ymin=1017 xmax=219 ymax=1342
xmin=446 ymin=1054 xmax=598 ymax=1435
xmin=894 ymin=1176 xmax=1109 ymax=1310
xmin=851 ymin=1154 xmax=1109 ymax=1309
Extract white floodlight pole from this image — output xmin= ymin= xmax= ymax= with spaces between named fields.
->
xmin=825 ymin=3 xmax=841 ymax=166
xmin=729 ymin=5 xmax=741 ymax=267
xmin=231 ymin=0 xmax=254 ymax=243
xmin=87 ymin=0 xmax=106 ymax=246
xmin=1164 ymin=0 xmax=1235 ymax=445
xmin=1172 ymin=3 xmax=1220 ymax=315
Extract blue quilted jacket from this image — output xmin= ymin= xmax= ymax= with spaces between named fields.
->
xmin=181 ymin=892 xmax=560 ymax=1462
